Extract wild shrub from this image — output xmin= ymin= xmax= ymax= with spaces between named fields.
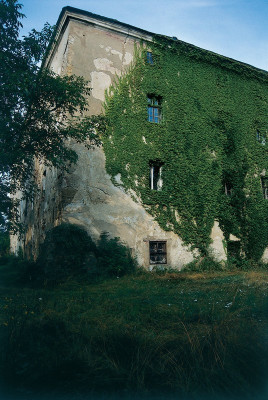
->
xmin=35 ymin=225 xmax=136 ymax=284
xmin=184 ymin=256 xmax=225 ymax=272
xmin=97 ymin=232 xmax=136 ymax=277
xmin=37 ymin=224 xmax=97 ymax=284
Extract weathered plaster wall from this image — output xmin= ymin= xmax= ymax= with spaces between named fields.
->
xmin=50 ymin=23 xmax=71 ymax=75
xmin=10 ymin=160 xmax=63 ymax=258
xmin=55 ymin=19 xmax=196 ymax=268
xmin=60 ymin=142 xmax=194 ymax=268
xmin=11 ymin=15 xmax=230 ymax=267
xmin=68 ymin=20 xmax=136 ymax=113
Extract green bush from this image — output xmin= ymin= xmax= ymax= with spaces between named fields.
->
xmin=35 ymin=225 xmax=136 ymax=284
xmin=97 ymin=232 xmax=136 ymax=277
xmin=0 ymin=253 xmax=36 ymax=287
xmin=184 ymin=256 xmax=225 ymax=272
xmin=37 ymin=224 xmax=97 ymax=284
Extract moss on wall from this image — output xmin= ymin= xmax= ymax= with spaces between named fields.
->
xmin=102 ymin=38 xmax=268 ymax=260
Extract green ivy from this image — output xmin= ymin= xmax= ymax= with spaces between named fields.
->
xmin=102 ymin=38 xmax=268 ymax=260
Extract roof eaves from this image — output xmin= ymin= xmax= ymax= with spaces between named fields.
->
xmin=50 ymin=6 xmax=267 ymax=79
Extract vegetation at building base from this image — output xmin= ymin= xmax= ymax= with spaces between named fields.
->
xmin=102 ymin=41 xmax=268 ymax=261
xmin=0 ymin=254 xmax=267 ymax=399
xmin=22 ymin=224 xmax=136 ymax=286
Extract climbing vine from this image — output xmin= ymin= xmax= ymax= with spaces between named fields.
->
xmin=102 ymin=37 xmax=268 ymax=260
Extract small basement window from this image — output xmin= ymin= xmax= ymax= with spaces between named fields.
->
xmin=261 ymin=176 xmax=268 ymax=199
xmin=149 ymin=241 xmax=167 ymax=264
xmin=146 ymin=51 xmax=153 ymax=64
xmin=150 ymin=161 xmax=163 ymax=190
xmin=147 ymin=95 xmax=162 ymax=123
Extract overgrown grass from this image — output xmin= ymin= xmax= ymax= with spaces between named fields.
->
xmin=0 ymin=259 xmax=267 ymax=399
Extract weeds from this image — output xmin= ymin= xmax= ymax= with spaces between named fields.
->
xmin=0 ymin=266 xmax=267 ymax=398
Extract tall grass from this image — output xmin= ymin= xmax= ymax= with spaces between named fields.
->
xmin=0 ymin=264 xmax=267 ymax=399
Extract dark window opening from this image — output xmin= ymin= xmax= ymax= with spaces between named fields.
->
xmin=256 ymin=130 xmax=266 ymax=145
xmin=227 ymin=240 xmax=241 ymax=259
xmin=261 ymin=176 xmax=268 ymax=199
xmin=147 ymin=95 xmax=162 ymax=123
xmin=224 ymin=181 xmax=233 ymax=196
xmin=146 ymin=51 xmax=153 ymax=64
xmin=149 ymin=241 xmax=167 ymax=264
xmin=150 ymin=161 xmax=163 ymax=190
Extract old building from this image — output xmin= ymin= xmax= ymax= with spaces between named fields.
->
xmin=11 ymin=6 xmax=268 ymax=267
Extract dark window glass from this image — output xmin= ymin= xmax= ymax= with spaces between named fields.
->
xmin=256 ymin=130 xmax=266 ymax=145
xmin=147 ymin=95 xmax=162 ymax=123
xmin=227 ymin=241 xmax=241 ymax=259
xmin=225 ymin=181 xmax=233 ymax=196
xmin=261 ymin=177 xmax=268 ymax=199
xmin=149 ymin=161 xmax=163 ymax=190
xmin=149 ymin=241 xmax=167 ymax=264
xmin=146 ymin=51 xmax=153 ymax=64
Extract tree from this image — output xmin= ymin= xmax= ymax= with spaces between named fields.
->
xmin=0 ymin=0 xmax=102 ymax=231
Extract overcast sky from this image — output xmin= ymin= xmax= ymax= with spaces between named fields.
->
xmin=20 ymin=0 xmax=268 ymax=71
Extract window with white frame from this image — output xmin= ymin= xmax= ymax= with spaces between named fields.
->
xmin=149 ymin=161 xmax=163 ymax=190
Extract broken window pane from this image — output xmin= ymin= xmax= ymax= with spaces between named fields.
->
xmin=149 ymin=241 xmax=167 ymax=264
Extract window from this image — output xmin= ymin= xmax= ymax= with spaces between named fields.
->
xmin=146 ymin=51 xmax=153 ymax=64
xmin=150 ymin=161 xmax=163 ymax=190
xmin=224 ymin=181 xmax=233 ymax=196
xmin=261 ymin=177 xmax=268 ymax=199
xmin=256 ymin=130 xmax=266 ymax=145
xmin=147 ymin=95 xmax=162 ymax=123
xmin=227 ymin=240 xmax=241 ymax=259
xmin=149 ymin=241 xmax=167 ymax=264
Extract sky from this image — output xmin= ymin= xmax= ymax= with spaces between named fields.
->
xmin=20 ymin=0 xmax=268 ymax=71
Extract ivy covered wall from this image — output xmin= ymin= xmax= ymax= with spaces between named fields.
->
xmin=102 ymin=37 xmax=268 ymax=261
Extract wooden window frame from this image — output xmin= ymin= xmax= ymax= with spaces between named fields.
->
xmin=149 ymin=241 xmax=167 ymax=264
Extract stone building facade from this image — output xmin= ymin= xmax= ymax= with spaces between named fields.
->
xmin=11 ymin=7 xmax=268 ymax=267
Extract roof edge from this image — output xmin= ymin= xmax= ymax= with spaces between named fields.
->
xmin=51 ymin=6 xmax=267 ymax=78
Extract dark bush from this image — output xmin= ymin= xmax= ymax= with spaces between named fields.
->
xmin=37 ymin=224 xmax=97 ymax=284
xmin=36 ymin=225 xmax=136 ymax=284
xmin=97 ymin=232 xmax=136 ymax=277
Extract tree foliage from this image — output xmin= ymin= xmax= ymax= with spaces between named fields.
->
xmin=0 ymin=0 xmax=101 ymax=230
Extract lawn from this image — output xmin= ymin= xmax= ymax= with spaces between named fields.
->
xmin=0 ymin=259 xmax=267 ymax=399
